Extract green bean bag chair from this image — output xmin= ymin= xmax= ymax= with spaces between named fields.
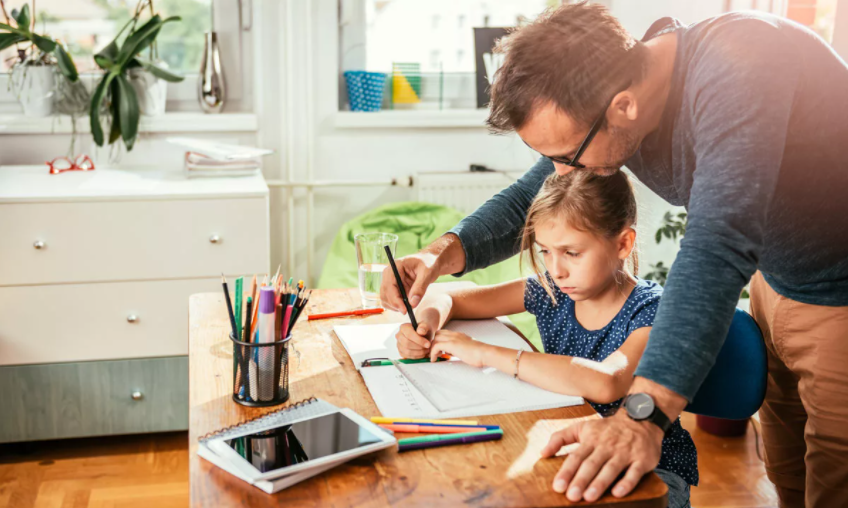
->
xmin=316 ymin=201 xmax=542 ymax=351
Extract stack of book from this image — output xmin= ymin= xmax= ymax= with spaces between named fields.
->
xmin=168 ymin=137 xmax=273 ymax=178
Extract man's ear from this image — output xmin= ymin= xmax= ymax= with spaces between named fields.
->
xmin=617 ymin=227 xmax=637 ymax=261
xmin=609 ymin=90 xmax=639 ymax=124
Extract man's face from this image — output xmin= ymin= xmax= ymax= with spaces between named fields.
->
xmin=517 ymin=101 xmax=641 ymax=176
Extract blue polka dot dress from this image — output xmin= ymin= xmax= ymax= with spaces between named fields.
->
xmin=524 ymin=274 xmax=699 ymax=486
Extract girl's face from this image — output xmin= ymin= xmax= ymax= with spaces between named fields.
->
xmin=534 ymin=217 xmax=633 ymax=301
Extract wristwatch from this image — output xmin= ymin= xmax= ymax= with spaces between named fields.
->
xmin=622 ymin=393 xmax=672 ymax=434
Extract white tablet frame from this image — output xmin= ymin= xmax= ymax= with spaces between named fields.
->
xmin=206 ymin=408 xmax=396 ymax=482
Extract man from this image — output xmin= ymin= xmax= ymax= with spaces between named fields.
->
xmin=380 ymin=3 xmax=848 ymax=506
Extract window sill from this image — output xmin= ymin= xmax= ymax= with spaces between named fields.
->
xmin=333 ymin=109 xmax=489 ymax=129
xmin=0 ymin=112 xmax=258 ymax=135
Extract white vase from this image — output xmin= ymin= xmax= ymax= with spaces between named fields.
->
xmin=12 ymin=64 xmax=55 ymax=117
xmin=129 ymin=67 xmax=168 ymax=116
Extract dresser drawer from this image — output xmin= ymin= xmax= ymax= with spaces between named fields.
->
xmin=0 ymin=356 xmax=188 ymax=443
xmin=0 ymin=278 xmax=224 ymax=366
xmin=0 ymin=197 xmax=268 ymax=286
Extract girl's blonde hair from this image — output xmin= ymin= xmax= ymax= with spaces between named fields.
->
xmin=520 ymin=170 xmax=638 ymax=301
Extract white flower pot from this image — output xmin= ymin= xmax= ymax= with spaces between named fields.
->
xmin=12 ymin=65 xmax=55 ymax=117
xmin=129 ymin=67 xmax=168 ymax=116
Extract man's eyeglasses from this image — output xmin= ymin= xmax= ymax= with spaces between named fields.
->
xmin=528 ymin=85 xmax=628 ymax=169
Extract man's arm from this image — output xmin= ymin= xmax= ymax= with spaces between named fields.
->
xmin=633 ymin=17 xmax=797 ymax=401
xmin=448 ymin=156 xmax=555 ymax=275
xmin=381 ymin=156 xmax=554 ymax=311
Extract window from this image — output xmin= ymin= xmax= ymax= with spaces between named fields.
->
xmin=0 ymin=0 xmax=211 ymax=74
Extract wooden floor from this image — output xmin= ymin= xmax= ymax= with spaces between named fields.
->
xmin=0 ymin=414 xmax=776 ymax=508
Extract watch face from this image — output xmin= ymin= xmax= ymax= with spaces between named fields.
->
xmin=626 ymin=393 xmax=655 ymax=420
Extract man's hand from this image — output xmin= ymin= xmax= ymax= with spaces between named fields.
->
xmin=541 ymin=377 xmax=688 ymax=502
xmin=380 ymin=252 xmax=440 ymax=313
xmin=541 ymin=411 xmax=663 ymax=502
xmin=380 ymin=234 xmax=466 ymax=313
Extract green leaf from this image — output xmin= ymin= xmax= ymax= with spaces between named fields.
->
xmin=0 ymin=33 xmax=26 ymax=51
xmin=94 ymin=40 xmax=119 ymax=67
xmin=118 ymin=16 xmax=180 ymax=66
xmin=89 ymin=73 xmax=116 ymax=147
xmin=135 ymin=57 xmax=184 ymax=82
xmin=13 ymin=4 xmax=30 ymax=32
xmin=31 ymin=33 xmax=56 ymax=53
xmin=655 ymin=229 xmax=662 ymax=244
xmin=0 ymin=22 xmax=29 ymax=36
xmin=109 ymin=82 xmax=121 ymax=144
xmin=115 ymin=75 xmax=140 ymax=151
xmin=54 ymin=44 xmax=79 ymax=82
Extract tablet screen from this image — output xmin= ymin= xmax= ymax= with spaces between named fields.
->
xmin=222 ymin=412 xmax=384 ymax=474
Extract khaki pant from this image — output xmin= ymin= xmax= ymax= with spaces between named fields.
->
xmin=750 ymin=272 xmax=848 ymax=507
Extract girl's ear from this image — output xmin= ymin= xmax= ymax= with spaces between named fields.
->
xmin=616 ymin=228 xmax=636 ymax=261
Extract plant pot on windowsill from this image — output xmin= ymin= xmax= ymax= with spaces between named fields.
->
xmin=128 ymin=60 xmax=176 ymax=116
xmin=11 ymin=61 xmax=55 ymax=117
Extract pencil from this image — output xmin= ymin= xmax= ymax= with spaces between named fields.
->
xmin=221 ymin=274 xmax=238 ymax=338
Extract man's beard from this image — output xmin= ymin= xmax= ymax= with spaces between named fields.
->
xmin=595 ymin=125 xmax=641 ymax=176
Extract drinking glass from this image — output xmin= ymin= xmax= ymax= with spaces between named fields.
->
xmin=354 ymin=233 xmax=398 ymax=308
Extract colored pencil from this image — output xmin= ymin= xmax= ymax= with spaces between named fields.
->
xmin=308 ymin=308 xmax=384 ymax=320
xmin=379 ymin=424 xmax=494 ymax=434
xmin=384 ymin=422 xmax=500 ymax=431
xmin=371 ymin=417 xmax=479 ymax=425
xmin=398 ymin=430 xmax=502 ymax=452
xmin=384 ymin=245 xmax=418 ymax=330
xmin=221 ymin=274 xmax=238 ymax=338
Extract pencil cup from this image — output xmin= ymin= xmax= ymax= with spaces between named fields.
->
xmin=229 ymin=332 xmax=292 ymax=407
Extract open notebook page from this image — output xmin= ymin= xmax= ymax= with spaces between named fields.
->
xmin=334 ymin=318 xmax=533 ymax=371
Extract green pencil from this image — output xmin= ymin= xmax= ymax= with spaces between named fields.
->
xmin=398 ymin=429 xmax=503 ymax=445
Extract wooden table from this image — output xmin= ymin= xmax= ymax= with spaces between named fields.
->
xmin=189 ymin=288 xmax=667 ymax=507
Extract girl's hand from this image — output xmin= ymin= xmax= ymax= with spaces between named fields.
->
xmin=396 ymin=322 xmax=434 ymax=359
xmin=430 ymin=330 xmax=489 ymax=367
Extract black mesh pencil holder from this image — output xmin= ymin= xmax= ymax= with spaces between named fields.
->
xmin=229 ymin=332 xmax=292 ymax=407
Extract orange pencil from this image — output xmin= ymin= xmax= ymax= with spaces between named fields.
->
xmin=378 ymin=424 xmax=492 ymax=434
xmin=308 ymin=308 xmax=384 ymax=321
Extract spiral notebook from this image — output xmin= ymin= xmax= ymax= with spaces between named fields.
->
xmin=197 ymin=398 xmax=396 ymax=493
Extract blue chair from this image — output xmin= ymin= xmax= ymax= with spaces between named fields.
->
xmin=684 ymin=308 xmax=767 ymax=420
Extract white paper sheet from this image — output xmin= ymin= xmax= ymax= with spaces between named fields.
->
xmin=334 ymin=318 xmax=583 ymax=418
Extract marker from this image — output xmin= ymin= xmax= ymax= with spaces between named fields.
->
xmin=257 ymin=287 xmax=276 ymax=401
xmin=361 ymin=357 xmax=448 ymax=368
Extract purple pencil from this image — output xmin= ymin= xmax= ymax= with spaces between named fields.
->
xmin=397 ymin=431 xmax=503 ymax=452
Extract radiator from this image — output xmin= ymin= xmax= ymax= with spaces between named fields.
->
xmin=414 ymin=171 xmax=526 ymax=214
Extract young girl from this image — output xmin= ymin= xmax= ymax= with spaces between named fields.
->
xmin=395 ymin=171 xmax=697 ymax=507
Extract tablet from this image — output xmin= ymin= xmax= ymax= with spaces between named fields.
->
xmin=206 ymin=408 xmax=396 ymax=482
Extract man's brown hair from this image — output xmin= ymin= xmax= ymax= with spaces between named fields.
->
xmin=487 ymin=2 xmax=647 ymax=133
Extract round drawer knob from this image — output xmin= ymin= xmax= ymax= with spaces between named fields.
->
xmin=127 ymin=315 xmax=139 ymax=323
xmin=209 ymin=235 xmax=221 ymax=244
xmin=131 ymin=391 xmax=144 ymax=401
xmin=33 ymin=240 xmax=45 ymax=250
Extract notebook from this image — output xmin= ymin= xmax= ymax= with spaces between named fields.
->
xmin=333 ymin=320 xmax=584 ymax=419
xmin=197 ymin=398 xmax=396 ymax=493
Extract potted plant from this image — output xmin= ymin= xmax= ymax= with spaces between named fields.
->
xmin=0 ymin=2 xmax=78 ymax=117
xmin=90 ymin=1 xmax=183 ymax=151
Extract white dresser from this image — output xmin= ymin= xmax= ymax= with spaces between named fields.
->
xmin=0 ymin=166 xmax=269 ymax=443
